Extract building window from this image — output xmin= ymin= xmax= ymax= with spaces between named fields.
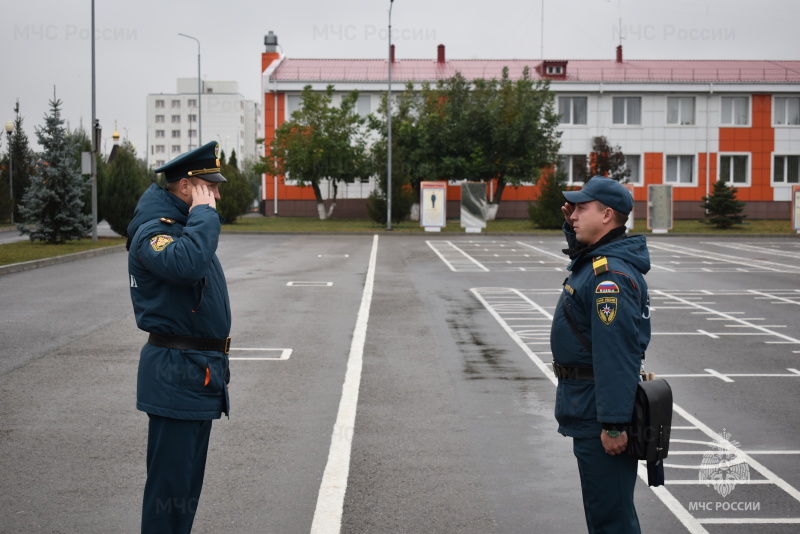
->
xmin=155 ymin=100 xmax=165 ymax=108
xmin=667 ymin=97 xmax=695 ymax=125
xmin=559 ymin=154 xmax=588 ymax=184
xmin=171 ymin=115 xmax=181 ymax=124
xmin=773 ymin=155 xmax=800 ymax=184
xmin=612 ymin=97 xmax=641 ymax=125
xmin=171 ymin=100 xmax=181 ymax=109
xmin=155 ymin=130 xmax=165 ymax=138
xmin=155 ymin=160 xmax=166 ymax=167
xmin=171 ymin=130 xmax=181 ymax=138
xmin=719 ymin=154 xmax=749 ymax=185
xmin=188 ymin=130 xmax=197 ymax=138
xmin=155 ymin=145 xmax=165 ymax=154
xmin=546 ymin=65 xmax=564 ymax=75
xmin=188 ymin=114 xmax=197 ymax=123
xmin=188 ymin=99 xmax=197 ymax=108
xmin=774 ymin=97 xmax=800 ymax=125
xmin=625 ymin=155 xmax=642 ymax=184
xmin=287 ymin=95 xmax=303 ymax=115
xmin=155 ymin=115 xmax=165 ymax=123
xmin=355 ymin=95 xmax=371 ymax=117
xmin=721 ymin=96 xmax=749 ymax=125
xmin=558 ymin=96 xmax=587 ymax=125
xmin=172 ymin=145 xmax=182 ymax=153
xmin=665 ymin=155 xmax=695 ymax=184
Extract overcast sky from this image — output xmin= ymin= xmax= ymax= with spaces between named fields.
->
xmin=2 ymin=0 xmax=799 ymax=157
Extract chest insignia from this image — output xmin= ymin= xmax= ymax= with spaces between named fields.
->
xmin=596 ymin=297 xmax=618 ymax=325
xmin=564 ymin=284 xmax=575 ymax=295
xmin=592 ymin=256 xmax=609 ymax=276
xmin=159 ymin=217 xmax=176 ymax=224
xmin=596 ymin=281 xmax=619 ymax=294
xmin=150 ymin=234 xmax=174 ymax=252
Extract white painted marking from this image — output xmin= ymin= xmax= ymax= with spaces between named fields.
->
xmin=287 ymin=281 xmax=333 ymax=287
xmin=696 ymin=330 xmax=719 ymax=339
xmin=228 ymin=348 xmax=292 ymax=361
xmin=704 ymin=368 xmax=734 ymax=382
xmin=748 ymin=289 xmax=800 ymax=306
xmin=310 ymin=235 xmax=378 ymax=534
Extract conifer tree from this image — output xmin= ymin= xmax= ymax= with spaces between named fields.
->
xmin=17 ymin=98 xmax=90 ymax=243
xmin=701 ymin=179 xmax=746 ymax=229
xmin=7 ymin=100 xmax=35 ymax=223
xmin=529 ymin=167 xmax=570 ymax=229
xmin=217 ymin=148 xmax=254 ymax=223
xmin=101 ymin=141 xmax=151 ymax=236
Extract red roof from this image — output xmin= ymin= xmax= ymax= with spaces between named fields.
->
xmin=270 ymin=58 xmax=800 ymax=83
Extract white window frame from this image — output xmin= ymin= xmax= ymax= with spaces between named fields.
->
xmin=171 ymin=99 xmax=181 ymax=109
xmin=773 ymin=96 xmax=800 ymax=126
xmin=558 ymin=96 xmax=588 ymax=126
xmin=558 ymin=154 xmax=588 ymax=185
xmin=718 ymin=153 xmax=750 ymax=186
xmin=612 ymin=96 xmax=642 ymax=126
xmin=187 ymin=98 xmax=197 ymax=108
xmin=155 ymin=115 xmax=165 ymax=123
xmin=666 ymin=96 xmax=695 ymax=126
xmin=546 ymin=65 xmax=563 ymax=75
xmin=287 ymin=94 xmax=303 ymax=115
xmin=171 ymin=130 xmax=181 ymax=139
xmin=772 ymin=154 xmax=800 ymax=184
xmin=171 ymin=115 xmax=181 ymax=124
xmin=155 ymin=100 xmax=165 ymax=109
xmin=171 ymin=145 xmax=182 ymax=154
xmin=720 ymin=96 xmax=750 ymax=127
xmin=155 ymin=130 xmax=165 ymax=138
xmin=664 ymin=154 xmax=696 ymax=186
xmin=624 ymin=154 xmax=642 ymax=185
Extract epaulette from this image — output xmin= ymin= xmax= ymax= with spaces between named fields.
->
xmin=159 ymin=217 xmax=176 ymax=224
xmin=592 ymin=256 xmax=609 ymax=276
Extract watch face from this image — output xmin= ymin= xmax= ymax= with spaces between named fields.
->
xmin=606 ymin=430 xmax=621 ymax=438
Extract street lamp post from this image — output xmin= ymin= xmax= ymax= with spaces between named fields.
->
xmin=178 ymin=33 xmax=202 ymax=147
xmin=387 ymin=0 xmax=394 ymax=231
xmin=4 ymin=120 xmax=13 ymax=225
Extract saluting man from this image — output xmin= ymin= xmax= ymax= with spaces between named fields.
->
xmin=127 ymin=141 xmax=231 ymax=533
xmin=550 ymin=176 xmax=651 ymax=533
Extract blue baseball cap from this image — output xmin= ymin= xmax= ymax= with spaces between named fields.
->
xmin=155 ymin=141 xmax=227 ymax=183
xmin=563 ymin=176 xmax=633 ymax=215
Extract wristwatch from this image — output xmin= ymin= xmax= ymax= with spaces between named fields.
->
xmin=604 ymin=429 xmax=621 ymax=438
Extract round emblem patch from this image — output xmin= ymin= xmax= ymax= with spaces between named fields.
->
xmin=214 ymin=143 xmax=220 ymax=159
xmin=150 ymin=234 xmax=174 ymax=252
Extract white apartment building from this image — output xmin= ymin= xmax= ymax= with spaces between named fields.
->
xmin=146 ymin=78 xmax=262 ymax=169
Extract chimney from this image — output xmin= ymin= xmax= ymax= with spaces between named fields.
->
xmin=616 ymin=44 xmax=623 ymax=63
xmin=390 ymin=44 xmax=395 ymax=63
xmin=437 ymin=44 xmax=445 ymax=64
xmin=264 ymin=31 xmax=279 ymax=53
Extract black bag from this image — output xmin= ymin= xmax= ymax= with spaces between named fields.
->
xmin=626 ymin=378 xmax=672 ymax=462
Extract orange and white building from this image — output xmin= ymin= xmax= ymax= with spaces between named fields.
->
xmin=260 ymin=32 xmax=800 ymax=220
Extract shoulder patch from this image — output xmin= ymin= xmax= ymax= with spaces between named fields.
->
xmin=150 ymin=235 xmax=174 ymax=252
xmin=596 ymin=297 xmax=618 ymax=325
xmin=159 ymin=217 xmax=176 ymax=224
xmin=592 ymin=256 xmax=609 ymax=276
xmin=595 ymin=281 xmax=619 ymax=294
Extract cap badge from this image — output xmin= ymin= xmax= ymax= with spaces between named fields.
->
xmin=214 ymin=143 xmax=220 ymax=159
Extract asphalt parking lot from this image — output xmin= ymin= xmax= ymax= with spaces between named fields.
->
xmin=1 ymin=232 xmax=799 ymax=533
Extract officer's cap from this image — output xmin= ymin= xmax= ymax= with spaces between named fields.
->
xmin=562 ymin=176 xmax=633 ymax=215
xmin=154 ymin=141 xmax=227 ymax=183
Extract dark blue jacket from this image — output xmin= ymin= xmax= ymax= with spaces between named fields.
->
xmin=127 ymin=184 xmax=231 ymax=420
xmin=550 ymin=223 xmax=651 ymax=438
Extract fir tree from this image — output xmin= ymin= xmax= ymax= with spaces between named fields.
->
xmin=7 ymin=100 xmax=35 ymax=223
xmin=100 ymin=141 xmax=151 ymax=236
xmin=701 ymin=179 xmax=746 ymax=229
xmin=17 ymin=98 xmax=91 ymax=243
xmin=217 ymin=149 xmax=254 ymax=224
xmin=587 ymin=136 xmax=631 ymax=182
xmin=529 ymin=167 xmax=569 ymax=229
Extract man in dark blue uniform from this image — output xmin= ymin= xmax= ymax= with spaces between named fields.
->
xmin=127 ymin=141 xmax=231 ymax=533
xmin=550 ymin=177 xmax=651 ymax=533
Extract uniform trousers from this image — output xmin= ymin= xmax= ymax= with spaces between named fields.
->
xmin=573 ymin=436 xmax=641 ymax=534
xmin=142 ymin=414 xmax=212 ymax=534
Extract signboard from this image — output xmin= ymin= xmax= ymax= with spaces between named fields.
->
xmin=421 ymin=181 xmax=447 ymax=231
xmin=793 ymin=185 xmax=800 ymax=233
xmin=623 ymin=183 xmax=635 ymax=231
xmin=647 ymin=185 xmax=673 ymax=233
xmin=460 ymin=182 xmax=486 ymax=233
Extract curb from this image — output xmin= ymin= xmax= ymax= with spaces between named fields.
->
xmin=0 ymin=244 xmax=127 ymax=276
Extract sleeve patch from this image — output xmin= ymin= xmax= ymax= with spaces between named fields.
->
xmin=595 ymin=281 xmax=620 ymax=293
xmin=596 ymin=297 xmax=618 ymax=325
xmin=150 ymin=235 xmax=174 ymax=251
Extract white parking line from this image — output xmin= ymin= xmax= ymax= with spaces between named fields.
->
xmin=310 ymin=235 xmax=378 ymax=534
xmin=229 ymin=348 xmax=292 ymax=361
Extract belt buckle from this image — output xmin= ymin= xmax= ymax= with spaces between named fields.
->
xmin=224 ymin=337 xmax=231 ymax=355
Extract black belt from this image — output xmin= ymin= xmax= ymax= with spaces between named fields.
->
xmin=148 ymin=332 xmax=231 ymax=355
xmin=552 ymin=362 xmax=594 ymax=380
